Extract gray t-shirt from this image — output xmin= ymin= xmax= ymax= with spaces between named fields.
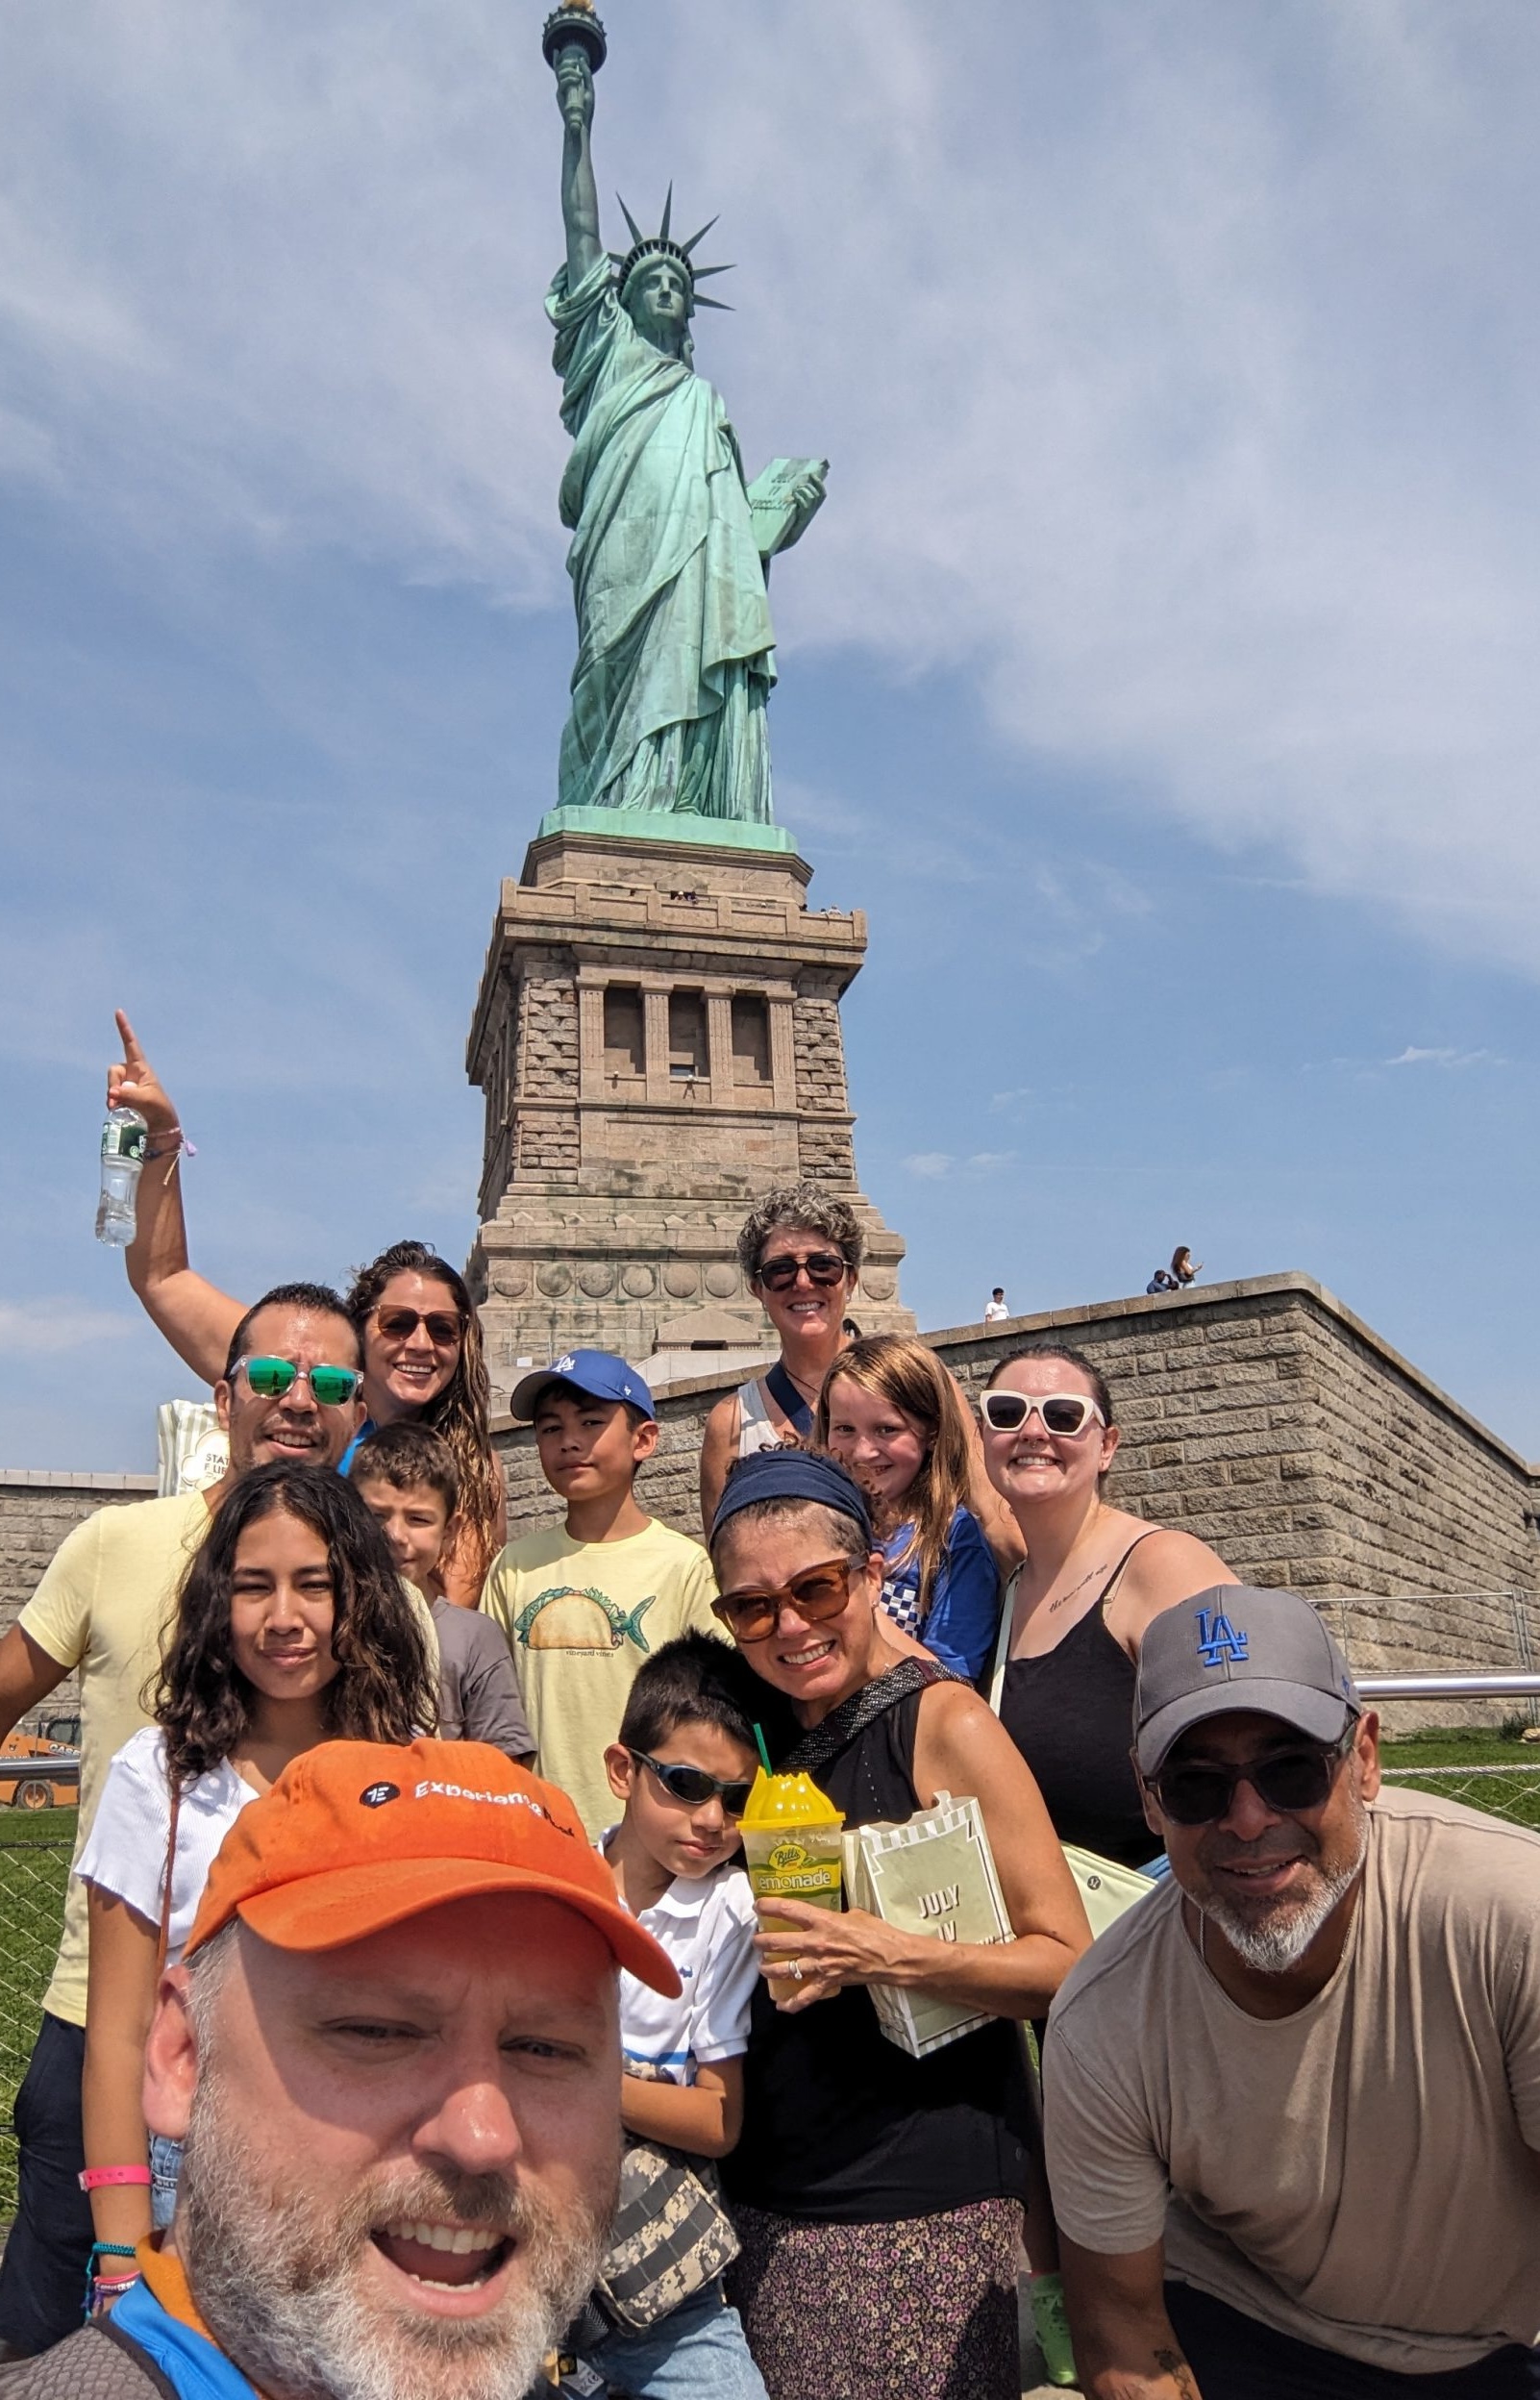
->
xmin=432 ymin=1596 xmax=534 ymax=1761
xmin=1043 ymin=1786 xmax=1540 ymax=2374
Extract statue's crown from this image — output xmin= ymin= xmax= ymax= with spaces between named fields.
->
xmin=611 ymin=188 xmax=733 ymax=312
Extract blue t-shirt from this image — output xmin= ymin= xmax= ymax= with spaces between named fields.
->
xmin=336 ymin=1418 xmax=377 ymax=1478
xmin=111 ymin=2278 xmax=259 ymax=2398
xmin=879 ymin=1502 xmax=1000 ymax=1683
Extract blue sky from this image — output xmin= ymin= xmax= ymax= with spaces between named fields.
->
xmin=4 ymin=0 xmax=1539 ymax=1470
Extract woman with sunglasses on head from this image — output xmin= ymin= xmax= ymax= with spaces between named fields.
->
xmin=108 ymin=1012 xmax=505 ymax=1601
xmin=980 ymin=1343 xmax=1237 ymax=1872
xmin=816 ymin=1333 xmax=1002 ymax=1682
xmin=75 ymin=1463 xmax=435 ymax=2310
xmin=698 ymin=1184 xmax=863 ymax=1536
xmin=708 ymin=1446 xmax=1090 ymax=2400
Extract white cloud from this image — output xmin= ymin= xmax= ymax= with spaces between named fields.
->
xmin=1386 ymin=1046 xmax=1496 ymax=1069
xmin=0 ymin=1300 xmax=137 ymax=1356
xmin=5 ymin=3 xmax=1540 ymax=967
xmin=904 ymin=1152 xmax=954 ymax=1181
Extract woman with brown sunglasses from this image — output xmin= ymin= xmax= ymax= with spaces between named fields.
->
xmin=708 ymin=1446 xmax=1089 ymax=2400
xmin=106 ymin=1013 xmax=505 ymax=1600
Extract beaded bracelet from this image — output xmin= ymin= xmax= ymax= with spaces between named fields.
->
xmin=85 ymin=2242 xmax=138 ymax=2320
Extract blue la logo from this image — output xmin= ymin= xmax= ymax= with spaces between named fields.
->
xmin=1196 ymin=1609 xmax=1248 ymax=1668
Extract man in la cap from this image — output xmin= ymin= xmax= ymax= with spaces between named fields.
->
xmin=1044 ymin=1587 xmax=1540 ymax=2399
xmin=2 ymin=1738 xmax=680 ymax=2400
xmin=481 ymin=1350 xmax=720 ymax=1838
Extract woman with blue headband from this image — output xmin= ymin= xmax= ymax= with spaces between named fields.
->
xmin=708 ymin=1449 xmax=1090 ymax=2400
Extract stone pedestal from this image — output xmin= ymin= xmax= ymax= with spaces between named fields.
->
xmin=464 ymin=821 xmax=914 ymax=1399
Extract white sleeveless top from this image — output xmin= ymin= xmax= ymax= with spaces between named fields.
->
xmin=736 ymin=1375 xmax=787 ymax=1457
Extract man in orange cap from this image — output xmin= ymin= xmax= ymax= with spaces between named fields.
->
xmin=11 ymin=1738 xmax=680 ymax=2400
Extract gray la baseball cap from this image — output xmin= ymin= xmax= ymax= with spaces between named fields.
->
xmin=1134 ymin=1588 xmax=1359 ymax=1775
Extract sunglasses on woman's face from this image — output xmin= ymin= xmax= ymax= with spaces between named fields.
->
xmin=1144 ymin=1729 xmax=1355 ymax=1826
xmin=711 ymin=1557 xmax=855 ymax=1644
xmin=755 ymin=1250 xmax=849 ymax=1293
xmin=978 ymin=1389 xmax=1105 ymax=1438
xmin=233 ymin=1358 xmax=362 ymax=1407
xmin=374 ymin=1308 xmax=462 ymax=1348
xmin=629 ymin=1750 xmax=755 ymax=1815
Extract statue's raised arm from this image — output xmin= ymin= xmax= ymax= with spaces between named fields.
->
xmin=556 ymin=45 xmax=601 ymax=288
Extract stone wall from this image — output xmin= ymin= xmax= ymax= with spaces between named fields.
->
xmin=489 ymin=1273 xmax=1540 ymax=1724
xmin=6 ymin=1276 xmax=1537 ymax=1735
xmin=0 ymin=1471 xmax=158 ymax=1730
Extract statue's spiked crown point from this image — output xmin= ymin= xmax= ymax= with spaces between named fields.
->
xmin=613 ymin=189 xmax=734 ymax=312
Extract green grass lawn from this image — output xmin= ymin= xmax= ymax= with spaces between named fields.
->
xmin=1379 ymin=1726 xmax=1540 ymax=1829
xmin=0 ymin=1821 xmax=76 ymax=2220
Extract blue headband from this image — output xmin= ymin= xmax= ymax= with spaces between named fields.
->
xmin=709 ymin=1447 xmax=874 ymax=1550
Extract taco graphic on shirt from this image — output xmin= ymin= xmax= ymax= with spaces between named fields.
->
xmin=513 ymin=1585 xmax=656 ymax=1654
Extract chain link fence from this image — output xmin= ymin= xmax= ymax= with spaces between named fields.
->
xmin=0 ymin=1832 xmax=73 ymax=2221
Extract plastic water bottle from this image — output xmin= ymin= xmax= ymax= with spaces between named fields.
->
xmin=95 ymin=1106 xmax=148 ymax=1245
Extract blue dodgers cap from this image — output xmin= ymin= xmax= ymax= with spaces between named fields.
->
xmin=709 ymin=1445 xmax=874 ymax=1549
xmin=1134 ymin=1588 xmax=1360 ymax=1775
xmin=509 ymin=1349 xmax=656 ymax=1425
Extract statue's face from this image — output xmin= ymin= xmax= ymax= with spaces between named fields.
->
xmin=624 ymin=258 xmax=691 ymax=348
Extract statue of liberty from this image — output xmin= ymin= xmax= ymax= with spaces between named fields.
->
xmin=546 ymin=21 xmax=827 ymax=825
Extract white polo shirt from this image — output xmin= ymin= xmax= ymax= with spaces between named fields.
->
xmin=600 ymin=1838 xmax=759 ymax=2080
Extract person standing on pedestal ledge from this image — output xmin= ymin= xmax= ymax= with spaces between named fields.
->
xmin=548 ymin=32 xmax=827 ymax=824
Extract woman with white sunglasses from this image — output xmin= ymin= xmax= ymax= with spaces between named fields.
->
xmin=979 ymin=1343 xmax=1237 ymax=1872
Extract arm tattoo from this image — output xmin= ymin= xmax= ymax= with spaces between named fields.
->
xmin=1154 ymin=2347 xmax=1201 ymax=2399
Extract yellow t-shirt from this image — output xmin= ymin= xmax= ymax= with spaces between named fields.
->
xmin=481 ymin=1518 xmax=721 ymax=1838
xmin=21 ymin=1488 xmax=211 ymax=2027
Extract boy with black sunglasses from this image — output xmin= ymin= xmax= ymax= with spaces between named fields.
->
xmin=586 ymin=1634 xmax=769 ymax=2400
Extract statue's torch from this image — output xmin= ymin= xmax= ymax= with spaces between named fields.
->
xmin=542 ymin=1 xmax=608 ymax=73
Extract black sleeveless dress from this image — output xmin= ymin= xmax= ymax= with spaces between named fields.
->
xmin=996 ymin=1537 xmax=1159 ymax=1869
xmin=722 ymin=1668 xmax=1032 ymax=2223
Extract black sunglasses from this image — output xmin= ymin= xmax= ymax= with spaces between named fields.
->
xmin=629 ymin=1750 xmax=755 ymax=1816
xmin=1145 ymin=1727 xmax=1356 ymax=1826
xmin=755 ymin=1250 xmax=849 ymax=1292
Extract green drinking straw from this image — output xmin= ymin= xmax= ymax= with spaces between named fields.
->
xmin=753 ymin=1723 xmax=774 ymax=1775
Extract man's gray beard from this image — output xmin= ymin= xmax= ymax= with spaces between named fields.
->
xmin=1198 ymin=1804 xmax=1369 ymax=1976
xmin=176 ymin=2063 xmax=613 ymax=2400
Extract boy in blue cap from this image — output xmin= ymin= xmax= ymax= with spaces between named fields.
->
xmin=481 ymin=1352 xmax=721 ymax=1837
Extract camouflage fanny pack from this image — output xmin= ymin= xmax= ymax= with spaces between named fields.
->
xmin=593 ymin=2068 xmax=739 ymax=2332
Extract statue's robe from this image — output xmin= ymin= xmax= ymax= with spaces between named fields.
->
xmin=548 ymin=253 xmax=775 ymax=821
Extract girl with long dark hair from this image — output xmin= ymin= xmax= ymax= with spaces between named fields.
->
xmin=76 ymin=1464 xmax=435 ymax=2303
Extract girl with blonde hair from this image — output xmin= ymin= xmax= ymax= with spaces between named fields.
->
xmin=816 ymin=1334 xmax=1001 ymax=1682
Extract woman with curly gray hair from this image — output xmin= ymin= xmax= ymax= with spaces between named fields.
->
xmin=698 ymin=1183 xmax=862 ymax=1533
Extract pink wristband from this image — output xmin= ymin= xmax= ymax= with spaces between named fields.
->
xmin=79 ymin=2165 xmax=153 ymax=2190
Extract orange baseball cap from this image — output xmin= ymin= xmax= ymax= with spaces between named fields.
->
xmin=184 ymin=1738 xmax=680 ymax=1996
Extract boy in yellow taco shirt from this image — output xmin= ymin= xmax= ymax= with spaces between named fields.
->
xmin=481 ymin=1351 xmax=721 ymax=1838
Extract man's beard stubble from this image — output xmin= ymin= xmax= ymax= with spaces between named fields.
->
xmin=176 ymin=2063 xmax=614 ymax=2400
xmin=1196 ymin=1795 xmax=1370 ymax=1976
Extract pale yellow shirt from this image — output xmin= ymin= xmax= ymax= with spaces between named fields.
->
xmin=1044 ymin=1788 xmax=1540 ymax=2374
xmin=481 ymin=1518 xmax=721 ymax=1838
xmin=21 ymin=1488 xmax=211 ymax=2025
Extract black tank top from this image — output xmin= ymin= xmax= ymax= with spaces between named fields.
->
xmin=997 ymin=1538 xmax=1159 ymax=1869
xmin=721 ymin=1666 xmax=1032 ymax=2224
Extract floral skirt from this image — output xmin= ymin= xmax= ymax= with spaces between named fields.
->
xmin=727 ymin=2195 xmax=1022 ymax=2400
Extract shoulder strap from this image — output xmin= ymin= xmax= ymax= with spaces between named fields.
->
xmin=988 ymin=1564 xmax=1022 ymax=1713
xmin=763 ymin=1358 xmax=814 ymax=1439
xmin=1096 ymin=1528 xmax=1162 ymax=1609
xmin=99 ymin=2321 xmax=183 ymax=2400
xmin=987 ymin=1528 xmax=1161 ymax=1713
xmin=156 ymin=1773 xmax=183 ymax=1978
xmin=781 ymin=1658 xmax=960 ymax=1780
